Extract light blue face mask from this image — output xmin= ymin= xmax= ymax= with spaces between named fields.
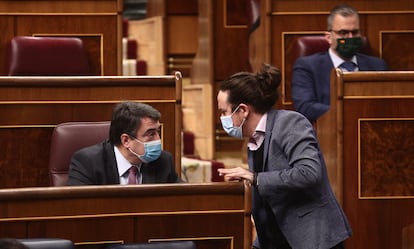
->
xmin=129 ymin=139 xmax=162 ymax=163
xmin=220 ymin=105 xmax=245 ymax=139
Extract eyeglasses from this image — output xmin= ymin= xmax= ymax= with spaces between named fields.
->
xmin=330 ymin=29 xmax=360 ymax=37
xmin=127 ymin=128 xmax=161 ymax=141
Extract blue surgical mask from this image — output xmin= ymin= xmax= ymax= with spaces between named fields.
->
xmin=220 ymin=105 xmax=245 ymax=139
xmin=129 ymin=139 xmax=162 ymax=163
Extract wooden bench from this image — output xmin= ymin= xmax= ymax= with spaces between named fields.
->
xmin=0 ymin=74 xmax=182 ymax=188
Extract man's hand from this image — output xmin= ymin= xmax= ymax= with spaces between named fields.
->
xmin=218 ymin=167 xmax=254 ymax=184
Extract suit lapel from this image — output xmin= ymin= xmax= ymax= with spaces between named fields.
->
xmin=262 ymin=109 xmax=277 ymax=172
xmin=103 ymin=141 xmax=121 ymax=184
xmin=356 ymin=54 xmax=372 ymax=70
xmin=140 ymin=164 xmax=150 ymax=183
xmin=248 ymin=150 xmax=255 ymax=171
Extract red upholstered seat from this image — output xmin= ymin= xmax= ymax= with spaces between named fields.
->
xmin=6 ymin=36 xmax=92 ymax=76
xmin=211 ymin=160 xmax=225 ymax=182
xmin=291 ymin=35 xmax=371 ymax=60
xmin=291 ymin=36 xmax=330 ymax=60
xmin=183 ymin=130 xmax=195 ymax=156
xmin=48 ymin=121 xmax=110 ymax=186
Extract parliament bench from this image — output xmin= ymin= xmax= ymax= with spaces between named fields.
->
xmin=0 ymin=74 xmax=182 ymax=188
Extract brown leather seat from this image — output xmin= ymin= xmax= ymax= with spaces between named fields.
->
xmin=48 ymin=121 xmax=110 ymax=186
xmin=6 ymin=36 xmax=92 ymax=76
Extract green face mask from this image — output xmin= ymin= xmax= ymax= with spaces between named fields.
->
xmin=336 ymin=37 xmax=362 ymax=59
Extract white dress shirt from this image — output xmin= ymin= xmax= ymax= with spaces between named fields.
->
xmin=114 ymin=146 xmax=142 ymax=184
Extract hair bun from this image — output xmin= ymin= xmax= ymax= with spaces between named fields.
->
xmin=257 ymin=63 xmax=281 ymax=91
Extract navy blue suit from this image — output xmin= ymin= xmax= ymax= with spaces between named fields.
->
xmin=292 ymin=51 xmax=387 ymax=123
xmin=67 ymin=140 xmax=180 ymax=185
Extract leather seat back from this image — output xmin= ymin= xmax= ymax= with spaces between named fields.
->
xmin=6 ymin=36 xmax=92 ymax=76
xmin=48 ymin=121 xmax=110 ymax=186
xmin=291 ymin=35 xmax=371 ymax=61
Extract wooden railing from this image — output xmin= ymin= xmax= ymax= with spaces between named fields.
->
xmin=0 ymin=182 xmax=252 ymax=249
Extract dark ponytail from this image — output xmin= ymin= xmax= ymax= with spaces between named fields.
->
xmin=220 ymin=63 xmax=281 ymax=114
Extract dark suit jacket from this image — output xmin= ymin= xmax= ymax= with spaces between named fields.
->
xmin=67 ymin=140 xmax=180 ymax=185
xmin=250 ymin=109 xmax=352 ymax=249
xmin=292 ymin=51 xmax=387 ymax=123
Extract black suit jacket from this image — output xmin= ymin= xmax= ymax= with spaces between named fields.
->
xmin=67 ymin=140 xmax=180 ymax=185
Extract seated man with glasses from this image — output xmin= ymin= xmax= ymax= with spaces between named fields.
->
xmin=67 ymin=101 xmax=181 ymax=185
xmin=291 ymin=4 xmax=387 ymax=124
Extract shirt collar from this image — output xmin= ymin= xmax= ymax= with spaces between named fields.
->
xmin=329 ymin=48 xmax=358 ymax=69
xmin=114 ymin=145 xmax=135 ymax=177
xmin=247 ymin=113 xmax=267 ymax=151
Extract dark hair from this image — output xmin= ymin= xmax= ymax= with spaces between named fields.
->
xmin=219 ymin=63 xmax=281 ymax=114
xmin=0 ymin=239 xmax=29 ymax=249
xmin=327 ymin=4 xmax=359 ymax=31
xmin=109 ymin=101 xmax=161 ymax=144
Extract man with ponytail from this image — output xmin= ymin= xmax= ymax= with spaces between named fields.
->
xmin=217 ymin=64 xmax=351 ymax=249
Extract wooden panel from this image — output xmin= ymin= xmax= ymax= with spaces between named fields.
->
xmin=147 ymin=0 xmax=198 ymax=16
xmin=165 ymin=13 xmax=198 ymax=77
xmin=343 ymin=100 xmax=414 ymax=249
xmin=322 ymin=70 xmax=414 ymax=249
xmin=0 ymin=75 xmax=182 ymax=188
xmin=381 ymin=31 xmax=414 ymax=70
xmin=165 ymin=0 xmax=198 ymax=15
xmin=0 ymin=16 xmax=18 ymax=75
xmin=144 ymin=0 xmax=198 ymax=77
xmin=182 ymin=84 xmax=214 ymax=159
xmin=27 ymin=217 xmax=134 ymax=244
xmin=0 ymin=0 xmax=122 ymax=76
xmin=403 ymin=223 xmax=414 ymax=249
xmin=214 ymin=0 xmax=251 ymax=80
xmin=270 ymin=0 xmax=414 ymax=12
xmin=0 ymin=182 xmax=252 ymax=249
xmin=136 ymin=215 xmax=240 ymax=249
xmin=167 ymin=16 xmax=198 ymax=54
xmin=359 ymin=119 xmax=414 ymax=198
xmin=128 ymin=17 xmax=166 ymax=75
xmin=0 ymin=0 xmax=122 ymax=13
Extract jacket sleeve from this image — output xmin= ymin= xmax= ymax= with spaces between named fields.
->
xmin=67 ymin=150 xmax=96 ymax=185
xmin=257 ymin=111 xmax=324 ymax=196
xmin=292 ymin=57 xmax=329 ymax=123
